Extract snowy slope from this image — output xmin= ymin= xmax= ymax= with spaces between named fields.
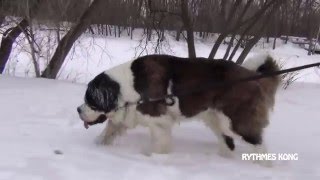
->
xmin=1 ymin=75 xmax=320 ymax=180
xmin=3 ymin=31 xmax=320 ymax=84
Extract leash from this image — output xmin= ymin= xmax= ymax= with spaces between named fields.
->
xmin=115 ymin=61 xmax=320 ymax=111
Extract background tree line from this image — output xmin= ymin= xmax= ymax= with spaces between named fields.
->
xmin=0 ymin=0 xmax=319 ymax=79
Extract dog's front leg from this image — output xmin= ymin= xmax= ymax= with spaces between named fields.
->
xmin=96 ymin=104 xmax=138 ymax=145
xmin=95 ymin=120 xmax=127 ymax=145
xmin=146 ymin=116 xmax=174 ymax=154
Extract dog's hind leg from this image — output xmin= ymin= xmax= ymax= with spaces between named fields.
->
xmin=202 ymin=110 xmax=235 ymax=158
xmin=215 ymin=112 xmax=272 ymax=167
xmin=241 ymin=133 xmax=272 ymax=167
xmin=223 ymin=135 xmax=235 ymax=151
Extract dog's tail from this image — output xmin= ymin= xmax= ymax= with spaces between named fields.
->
xmin=242 ymin=53 xmax=280 ymax=73
xmin=243 ymin=54 xmax=281 ymax=109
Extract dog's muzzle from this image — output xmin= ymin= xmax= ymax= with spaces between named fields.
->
xmin=80 ymin=114 xmax=107 ymax=129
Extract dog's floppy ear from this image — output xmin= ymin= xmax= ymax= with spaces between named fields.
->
xmin=100 ymin=78 xmax=120 ymax=110
xmin=86 ymin=73 xmax=120 ymax=112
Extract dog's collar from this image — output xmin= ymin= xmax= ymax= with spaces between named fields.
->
xmin=114 ymin=101 xmax=136 ymax=112
xmin=114 ymin=96 xmax=176 ymax=112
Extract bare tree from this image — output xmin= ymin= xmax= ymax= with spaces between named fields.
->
xmin=0 ymin=19 xmax=28 ymax=73
xmin=181 ymin=0 xmax=196 ymax=58
xmin=208 ymin=0 xmax=244 ymax=59
xmin=223 ymin=0 xmax=254 ymax=60
xmin=2 ymin=0 xmax=320 ymax=78
xmin=236 ymin=0 xmax=286 ymax=64
xmin=0 ymin=0 xmax=41 ymax=74
xmin=41 ymin=0 xmax=106 ymax=79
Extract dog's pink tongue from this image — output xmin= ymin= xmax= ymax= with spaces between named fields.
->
xmin=84 ymin=122 xmax=89 ymax=129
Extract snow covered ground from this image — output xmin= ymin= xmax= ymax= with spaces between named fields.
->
xmin=3 ymin=30 xmax=320 ymax=84
xmin=1 ymin=32 xmax=320 ymax=179
xmin=1 ymin=74 xmax=320 ymax=180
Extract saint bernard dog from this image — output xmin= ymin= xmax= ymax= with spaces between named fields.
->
xmin=77 ymin=54 xmax=280 ymax=165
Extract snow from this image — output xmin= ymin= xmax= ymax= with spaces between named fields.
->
xmin=1 ymin=76 xmax=320 ymax=179
xmin=1 ymin=31 xmax=320 ymax=179
xmin=3 ymin=30 xmax=320 ymax=84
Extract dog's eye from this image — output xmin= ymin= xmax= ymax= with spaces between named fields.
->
xmin=90 ymin=106 xmax=98 ymax=111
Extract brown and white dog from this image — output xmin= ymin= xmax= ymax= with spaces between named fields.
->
xmin=77 ymin=54 xmax=280 ymax=165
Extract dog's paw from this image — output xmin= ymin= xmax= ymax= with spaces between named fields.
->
xmin=141 ymin=143 xmax=171 ymax=156
xmin=152 ymin=144 xmax=171 ymax=154
xmin=153 ymin=148 xmax=171 ymax=154
xmin=253 ymin=159 xmax=273 ymax=168
xmin=94 ymin=134 xmax=115 ymax=145
xmin=141 ymin=149 xmax=152 ymax=157
xmin=217 ymin=146 xmax=233 ymax=158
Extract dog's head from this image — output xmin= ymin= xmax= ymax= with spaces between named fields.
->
xmin=77 ymin=73 xmax=120 ymax=128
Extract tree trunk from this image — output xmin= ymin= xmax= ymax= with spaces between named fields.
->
xmin=273 ymin=37 xmax=277 ymax=49
xmin=41 ymin=0 xmax=105 ymax=79
xmin=0 ymin=19 xmax=29 ymax=74
xmin=181 ymin=0 xmax=196 ymax=58
xmin=175 ymin=26 xmax=183 ymax=41
xmin=0 ymin=16 xmax=5 ymax=26
xmin=228 ymin=0 xmax=283 ymax=61
xmin=130 ymin=27 xmax=134 ymax=39
xmin=0 ymin=0 xmax=41 ymax=74
xmin=88 ymin=26 xmax=94 ymax=34
xmin=208 ymin=34 xmax=227 ymax=59
xmin=236 ymin=5 xmax=278 ymax=64
xmin=26 ymin=28 xmax=41 ymax=77
xmin=208 ymin=0 xmax=252 ymax=59
xmin=308 ymin=38 xmax=313 ymax=55
xmin=236 ymin=35 xmax=262 ymax=64
xmin=223 ymin=34 xmax=236 ymax=60
xmin=105 ymin=24 xmax=108 ymax=36
xmin=118 ymin=26 xmax=121 ymax=37
xmin=108 ymin=25 xmax=112 ymax=35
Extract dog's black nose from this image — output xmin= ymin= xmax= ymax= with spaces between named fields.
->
xmin=77 ymin=107 xmax=82 ymax=113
